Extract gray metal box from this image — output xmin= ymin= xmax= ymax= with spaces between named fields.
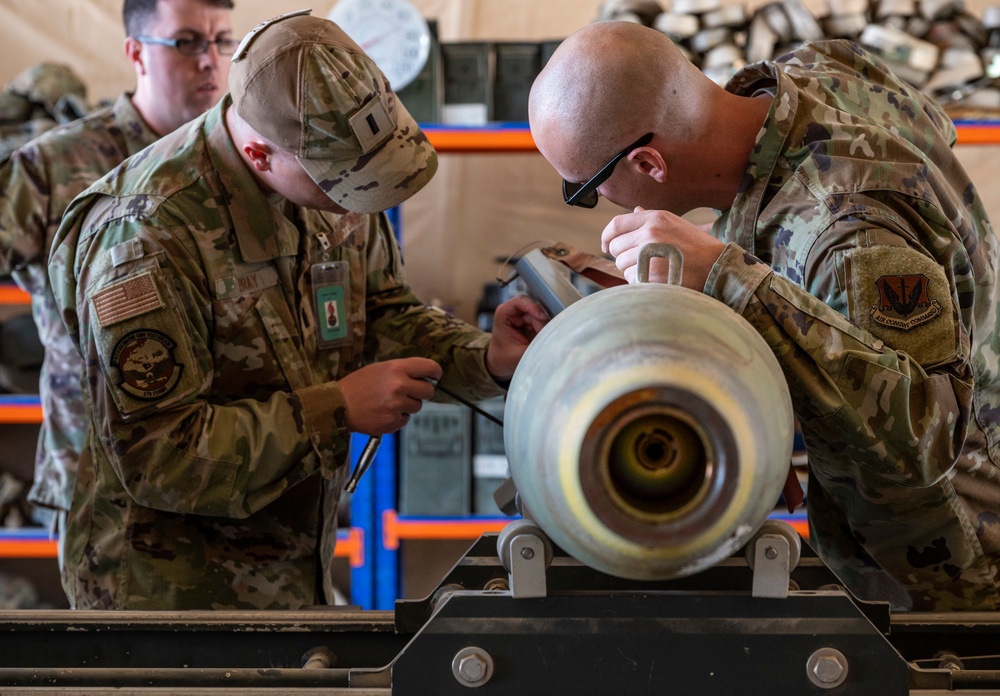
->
xmin=398 ymin=401 xmax=471 ymax=516
xmin=493 ymin=42 xmax=541 ymax=122
xmin=472 ymin=396 xmax=508 ymax=515
xmin=441 ymin=41 xmax=493 ymax=124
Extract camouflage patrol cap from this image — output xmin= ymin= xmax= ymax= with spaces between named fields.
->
xmin=229 ymin=10 xmax=438 ymax=213
xmin=5 ymin=63 xmax=87 ymax=114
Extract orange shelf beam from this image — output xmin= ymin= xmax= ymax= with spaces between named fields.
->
xmin=336 ymin=526 xmax=365 ymax=568
xmin=422 ymin=123 xmax=999 ymax=152
xmin=424 ymin=126 xmax=536 ymax=153
xmin=0 ymin=538 xmax=58 ymax=558
xmin=383 ymin=508 xmax=808 ymax=551
xmin=0 ymin=397 xmax=43 ymax=424
xmin=955 ymin=122 xmax=1000 ymax=145
xmin=0 ymin=527 xmax=365 ymax=564
xmin=383 ymin=509 xmax=511 ymax=550
xmin=0 ymin=284 xmax=30 ymax=305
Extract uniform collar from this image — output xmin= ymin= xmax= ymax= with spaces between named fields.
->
xmin=718 ymin=61 xmax=798 ymax=254
xmin=114 ymin=92 xmax=161 ymax=155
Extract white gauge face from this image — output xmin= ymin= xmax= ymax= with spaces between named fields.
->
xmin=328 ymin=0 xmax=432 ymax=90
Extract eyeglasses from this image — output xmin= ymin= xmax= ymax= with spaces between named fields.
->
xmin=562 ymin=132 xmax=654 ymax=208
xmin=136 ymin=35 xmax=240 ymax=56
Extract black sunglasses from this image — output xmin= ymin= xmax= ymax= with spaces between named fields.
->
xmin=562 ymin=132 xmax=654 ymax=208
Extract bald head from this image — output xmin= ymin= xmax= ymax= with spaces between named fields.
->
xmin=529 ymin=20 xmax=772 ymax=213
xmin=529 ymin=21 xmax=713 ymax=174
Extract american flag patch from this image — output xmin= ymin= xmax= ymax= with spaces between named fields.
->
xmin=92 ymin=271 xmax=164 ymax=328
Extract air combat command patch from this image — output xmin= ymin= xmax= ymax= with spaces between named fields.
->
xmin=110 ymin=329 xmax=184 ymax=400
xmin=846 ymin=244 xmax=958 ymax=367
xmin=870 ymin=273 xmax=942 ymax=330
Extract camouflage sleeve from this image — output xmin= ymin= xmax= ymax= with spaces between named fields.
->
xmin=0 ymin=143 xmax=49 ymax=276
xmin=50 ymin=197 xmax=346 ymax=520
xmin=361 ymin=212 xmax=502 ymax=402
xmin=706 ymin=238 xmax=970 ymax=488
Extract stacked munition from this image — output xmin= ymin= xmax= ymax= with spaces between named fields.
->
xmin=596 ymin=0 xmax=1000 ymax=111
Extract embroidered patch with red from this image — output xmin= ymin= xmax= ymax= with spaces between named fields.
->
xmin=869 ymin=273 xmax=942 ymax=330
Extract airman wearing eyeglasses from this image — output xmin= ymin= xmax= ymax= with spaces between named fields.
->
xmin=529 ymin=21 xmax=1000 ymax=613
xmin=0 ymin=0 xmax=235 ymax=572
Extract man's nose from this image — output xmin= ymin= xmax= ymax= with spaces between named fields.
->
xmin=198 ymin=44 xmax=221 ymax=69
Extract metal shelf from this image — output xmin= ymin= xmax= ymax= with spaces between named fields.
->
xmin=421 ymin=121 xmax=999 ymax=151
xmin=0 ymin=283 xmax=30 ymax=305
xmin=383 ymin=508 xmax=809 ymax=551
xmin=382 ymin=509 xmax=511 ymax=550
xmin=0 ymin=394 xmax=42 ymax=423
xmin=423 ymin=122 xmax=536 ymax=152
xmin=954 ymin=120 xmax=1000 ymax=145
xmin=0 ymin=526 xmax=366 ymax=566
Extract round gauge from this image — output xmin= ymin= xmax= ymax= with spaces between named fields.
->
xmin=327 ymin=0 xmax=432 ymax=90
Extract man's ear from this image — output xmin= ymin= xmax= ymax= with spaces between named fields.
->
xmin=629 ymin=146 xmax=667 ymax=184
xmin=243 ymin=141 xmax=273 ymax=172
xmin=124 ymin=37 xmax=145 ymax=76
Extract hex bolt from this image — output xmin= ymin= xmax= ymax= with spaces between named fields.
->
xmin=452 ymin=646 xmax=494 ymax=688
xmin=765 ymin=546 xmax=778 ymax=560
xmin=459 ymin=655 xmax=486 ymax=682
xmin=807 ymin=648 xmax=848 ymax=689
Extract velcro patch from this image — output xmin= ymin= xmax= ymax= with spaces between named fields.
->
xmin=92 ymin=271 xmax=164 ymax=328
xmin=846 ymin=245 xmax=957 ymax=366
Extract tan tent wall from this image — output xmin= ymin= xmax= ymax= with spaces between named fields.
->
xmin=1 ymin=0 xmax=998 ymax=322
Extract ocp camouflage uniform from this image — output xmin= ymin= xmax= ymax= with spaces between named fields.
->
xmin=0 ymin=94 xmax=158 ymax=526
xmin=707 ymin=40 xmax=1000 ymax=610
xmin=48 ymin=95 xmax=503 ymax=610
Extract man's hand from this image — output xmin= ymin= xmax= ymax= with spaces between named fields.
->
xmin=485 ymin=295 xmax=549 ymax=381
xmin=601 ymin=206 xmax=726 ymax=291
xmin=339 ymin=357 xmax=441 ymax=435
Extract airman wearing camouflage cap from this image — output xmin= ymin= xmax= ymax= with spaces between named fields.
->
xmin=531 ymin=22 xmax=1000 ymax=611
xmin=48 ymin=10 xmax=546 ymax=610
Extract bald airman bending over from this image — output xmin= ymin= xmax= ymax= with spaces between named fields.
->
xmin=530 ymin=21 xmax=1000 ymax=612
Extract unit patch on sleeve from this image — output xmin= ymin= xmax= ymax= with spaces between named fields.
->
xmin=870 ymin=273 xmax=941 ymax=330
xmin=110 ymin=329 xmax=184 ymax=401
xmin=845 ymin=244 xmax=958 ymax=366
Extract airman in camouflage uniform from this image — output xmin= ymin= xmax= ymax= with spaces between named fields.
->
xmin=0 ymin=0 xmax=234 ymax=571
xmin=0 ymin=94 xmax=158 ymax=521
xmin=48 ymin=12 xmax=546 ymax=610
xmin=530 ymin=23 xmax=1000 ymax=610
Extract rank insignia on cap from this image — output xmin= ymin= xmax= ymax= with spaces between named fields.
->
xmin=349 ymin=97 xmax=394 ymax=154
xmin=869 ymin=273 xmax=942 ymax=330
xmin=111 ymin=329 xmax=184 ymax=401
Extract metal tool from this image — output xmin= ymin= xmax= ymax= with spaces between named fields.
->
xmin=344 ymin=434 xmax=381 ymax=493
xmin=344 ymin=378 xmax=502 ymax=493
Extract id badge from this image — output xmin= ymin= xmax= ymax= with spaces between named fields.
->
xmin=312 ymin=261 xmax=352 ymax=350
